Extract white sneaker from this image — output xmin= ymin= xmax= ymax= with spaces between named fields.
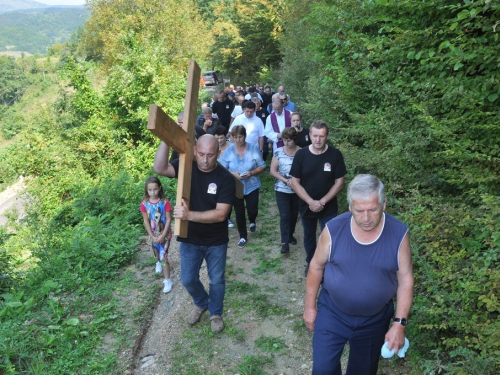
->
xmin=163 ymin=279 xmax=173 ymax=293
xmin=228 ymin=219 xmax=234 ymax=228
xmin=155 ymin=261 xmax=162 ymax=274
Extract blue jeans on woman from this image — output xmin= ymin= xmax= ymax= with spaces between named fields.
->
xmin=179 ymin=242 xmax=227 ymax=317
xmin=275 ymin=191 xmax=299 ymax=244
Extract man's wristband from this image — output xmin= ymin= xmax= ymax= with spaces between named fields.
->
xmin=393 ymin=317 xmax=408 ymax=327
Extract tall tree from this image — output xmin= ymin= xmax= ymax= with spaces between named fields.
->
xmin=81 ymin=0 xmax=209 ymax=68
xmin=210 ymin=0 xmax=284 ymax=82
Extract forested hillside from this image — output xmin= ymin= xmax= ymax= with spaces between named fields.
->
xmin=0 ymin=7 xmax=88 ymax=54
xmin=0 ymin=0 xmax=499 ymax=374
xmin=0 ymin=0 xmax=47 ymax=14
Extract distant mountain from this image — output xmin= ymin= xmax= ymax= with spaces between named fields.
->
xmin=0 ymin=0 xmax=48 ymax=14
xmin=0 ymin=7 xmax=89 ymax=54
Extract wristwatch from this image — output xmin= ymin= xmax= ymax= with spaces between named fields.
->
xmin=393 ymin=317 xmax=408 ymax=327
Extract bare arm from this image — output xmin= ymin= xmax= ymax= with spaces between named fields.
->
xmin=303 ymin=229 xmax=331 ymax=331
xmin=270 ymin=156 xmax=292 ymax=187
xmin=160 ymin=211 xmax=172 ymax=239
xmin=384 ymin=234 xmax=414 ymax=353
xmin=291 ymin=177 xmax=323 ymax=212
xmin=141 ymin=211 xmax=156 ymax=241
xmin=319 ymin=177 xmax=345 ymax=206
xmin=174 ymin=199 xmax=231 ymax=224
xmin=241 ymin=166 xmax=265 ymax=180
xmin=153 ymin=141 xmax=176 ymax=177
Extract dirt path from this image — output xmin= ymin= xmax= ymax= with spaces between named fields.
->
xmin=126 ymin=173 xmax=410 ymax=374
xmin=131 ymin=175 xmax=314 ymax=374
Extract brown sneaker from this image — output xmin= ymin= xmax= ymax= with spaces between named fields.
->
xmin=210 ymin=315 xmax=224 ymax=333
xmin=186 ymin=306 xmax=207 ymax=325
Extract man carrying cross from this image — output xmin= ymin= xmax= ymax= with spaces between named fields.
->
xmin=153 ymin=134 xmax=235 ymax=333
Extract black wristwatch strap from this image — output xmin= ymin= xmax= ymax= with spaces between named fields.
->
xmin=393 ymin=317 xmax=408 ymax=326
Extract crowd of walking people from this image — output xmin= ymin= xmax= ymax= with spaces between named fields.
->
xmin=147 ymin=82 xmax=414 ymax=375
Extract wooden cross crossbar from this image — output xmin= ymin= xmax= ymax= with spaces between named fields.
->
xmin=148 ymin=60 xmax=243 ymax=237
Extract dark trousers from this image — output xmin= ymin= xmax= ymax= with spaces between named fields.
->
xmin=313 ymin=289 xmax=394 ymax=375
xmin=234 ymin=189 xmax=259 ymax=240
xmin=275 ymin=191 xmax=299 ymax=243
xmin=301 ymin=212 xmax=337 ymax=263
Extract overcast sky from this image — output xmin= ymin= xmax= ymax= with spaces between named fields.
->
xmin=39 ymin=0 xmax=86 ymax=5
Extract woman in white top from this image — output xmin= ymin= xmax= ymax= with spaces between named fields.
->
xmin=269 ymin=127 xmax=301 ymax=254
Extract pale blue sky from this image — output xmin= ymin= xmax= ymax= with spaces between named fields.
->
xmin=39 ymin=0 xmax=86 ymax=5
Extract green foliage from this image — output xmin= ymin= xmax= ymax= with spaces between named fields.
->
xmin=278 ymin=0 xmax=500 ymax=371
xmin=255 ymin=336 xmax=287 ymax=353
xmin=0 ymin=55 xmax=28 ymax=106
xmin=400 ymin=193 xmax=500 ymax=373
xmin=82 ymin=0 xmax=208 ymax=68
xmin=210 ymin=0 xmax=284 ymax=82
xmin=0 ymin=8 xmax=89 ymax=54
xmin=103 ymin=33 xmax=188 ymax=141
xmin=0 ymin=227 xmax=16 ymax=295
xmin=0 ymin=3 xmax=189 ymax=370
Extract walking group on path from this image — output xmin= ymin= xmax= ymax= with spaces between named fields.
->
xmin=141 ymin=82 xmax=414 ymax=374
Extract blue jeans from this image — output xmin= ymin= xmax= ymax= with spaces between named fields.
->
xmin=313 ymin=289 xmax=394 ymax=375
xmin=275 ymin=191 xmax=299 ymax=244
xmin=301 ymin=212 xmax=337 ymax=263
xmin=179 ymin=242 xmax=227 ymax=317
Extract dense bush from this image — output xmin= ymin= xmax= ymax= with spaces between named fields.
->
xmin=1 ymin=27 xmax=189 ymax=372
xmin=278 ymin=0 xmax=500 ymax=371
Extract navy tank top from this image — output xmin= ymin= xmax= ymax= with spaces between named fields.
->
xmin=323 ymin=212 xmax=408 ymax=316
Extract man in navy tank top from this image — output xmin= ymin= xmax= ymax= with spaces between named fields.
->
xmin=303 ymin=174 xmax=414 ymax=375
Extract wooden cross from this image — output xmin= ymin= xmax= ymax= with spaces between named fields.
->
xmin=148 ymin=60 xmax=243 ymax=237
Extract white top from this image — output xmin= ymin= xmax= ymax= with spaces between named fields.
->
xmin=229 ymin=114 xmax=265 ymax=148
xmin=264 ymin=110 xmax=286 ymax=153
xmin=231 ymin=105 xmax=243 ymax=119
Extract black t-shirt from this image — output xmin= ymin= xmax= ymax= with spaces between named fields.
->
xmin=212 ymin=99 xmax=235 ymax=131
xmin=256 ymin=108 xmax=270 ymax=124
xmin=261 ymin=93 xmax=273 ymax=109
xmin=171 ymin=160 xmax=235 ymax=246
xmin=296 ymin=127 xmax=312 ymax=148
xmin=290 ymin=146 xmax=347 ymax=218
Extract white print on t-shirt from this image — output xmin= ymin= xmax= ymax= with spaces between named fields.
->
xmin=305 ymin=135 xmax=309 ymax=141
xmin=208 ymin=183 xmax=217 ymax=194
xmin=324 ymin=163 xmax=331 ymax=172
xmin=226 ymin=105 xmax=230 ymax=109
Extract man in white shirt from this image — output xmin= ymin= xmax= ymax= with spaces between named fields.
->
xmin=230 ymin=93 xmax=245 ymax=125
xmin=264 ymin=96 xmax=292 ymax=153
xmin=229 ymin=101 xmax=264 ymax=151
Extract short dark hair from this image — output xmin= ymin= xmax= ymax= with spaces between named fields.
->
xmin=242 ymin=101 xmax=256 ymax=110
xmin=310 ymin=120 xmax=329 ymax=135
xmin=230 ymin=125 xmax=246 ymax=138
xmin=214 ymin=125 xmax=227 ymax=136
xmin=281 ymin=127 xmax=298 ymax=142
